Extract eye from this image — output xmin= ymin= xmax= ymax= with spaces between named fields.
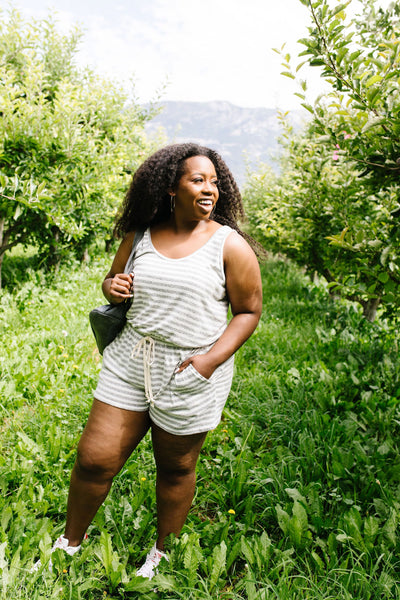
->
xmin=193 ymin=177 xmax=203 ymax=183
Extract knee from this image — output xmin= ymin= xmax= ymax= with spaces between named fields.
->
xmin=74 ymin=446 xmax=121 ymax=482
xmin=157 ymin=461 xmax=196 ymax=486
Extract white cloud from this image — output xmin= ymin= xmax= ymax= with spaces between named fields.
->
xmin=10 ymin=0 xmax=394 ymax=109
xmin=138 ymin=0 xmax=313 ymax=107
xmin=73 ymin=0 xmax=315 ymax=108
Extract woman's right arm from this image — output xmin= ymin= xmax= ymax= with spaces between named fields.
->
xmin=102 ymin=231 xmax=136 ymax=304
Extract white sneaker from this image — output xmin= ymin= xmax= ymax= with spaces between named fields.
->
xmin=136 ymin=543 xmax=169 ymax=580
xmin=32 ymin=534 xmax=84 ymax=572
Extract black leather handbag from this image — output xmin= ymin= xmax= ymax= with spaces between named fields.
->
xmin=89 ymin=231 xmax=144 ymax=354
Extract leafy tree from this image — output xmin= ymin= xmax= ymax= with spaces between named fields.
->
xmin=0 ymin=8 xmax=155 ymax=287
xmin=245 ymin=0 xmax=400 ymax=320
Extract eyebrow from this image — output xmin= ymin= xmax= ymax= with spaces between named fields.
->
xmin=190 ymin=171 xmax=218 ymax=177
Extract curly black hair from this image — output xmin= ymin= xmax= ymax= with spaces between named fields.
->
xmin=114 ymin=142 xmax=246 ymax=238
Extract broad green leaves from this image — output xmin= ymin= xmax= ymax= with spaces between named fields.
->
xmin=1 ymin=257 xmax=400 ymax=597
xmin=0 ymin=7 xmax=154 ymax=287
xmin=276 ymin=490 xmax=310 ymax=550
xmin=245 ymin=0 xmax=400 ymax=319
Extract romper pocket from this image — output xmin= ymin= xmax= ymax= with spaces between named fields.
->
xmin=173 ymin=363 xmax=211 ymax=392
xmin=157 ymin=362 xmax=216 ymax=429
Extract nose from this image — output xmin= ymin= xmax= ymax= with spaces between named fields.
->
xmin=202 ymin=180 xmax=214 ymax=194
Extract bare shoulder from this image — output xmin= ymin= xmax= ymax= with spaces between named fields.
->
xmin=105 ymin=230 xmax=137 ymax=279
xmin=118 ymin=230 xmax=138 ymax=260
xmin=224 ymin=230 xmax=262 ymax=313
xmin=224 ymin=230 xmax=257 ymax=263
xmin=123 ymin=230 xmax=136 ymax=247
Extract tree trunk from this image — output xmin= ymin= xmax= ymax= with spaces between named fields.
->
xmin=105 ymin=238 xmax=114 ymax=253
xmin=362 ymin=297 xmax=381 ymax=322
xmin=46 ymin=227 xmax=61 ymax=272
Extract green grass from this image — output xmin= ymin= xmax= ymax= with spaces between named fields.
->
xmin=1 ymin=253 xmax=399 ymax=599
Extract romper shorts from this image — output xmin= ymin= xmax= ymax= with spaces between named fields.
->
xmin=94 ymin=325 xmax=235 ymax=436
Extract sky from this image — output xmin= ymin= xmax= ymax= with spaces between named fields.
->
xmin=5 ymin=0 xmax=392 ymax=110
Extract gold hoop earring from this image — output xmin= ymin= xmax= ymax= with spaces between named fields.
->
xmin=170 ymin=195 xmax=175 ymax=212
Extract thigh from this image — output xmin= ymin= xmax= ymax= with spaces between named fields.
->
xmin=151 ymin=422 xmax=207 ymax=474
xmin=78 ymin=399 xmax=151 ymax=475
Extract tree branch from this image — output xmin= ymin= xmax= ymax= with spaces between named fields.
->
xmin=307 ymin=0 xmax=390 ymax=132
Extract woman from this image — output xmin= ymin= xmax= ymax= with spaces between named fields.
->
xmin=36 ymin=143 xmax=262 ymax=579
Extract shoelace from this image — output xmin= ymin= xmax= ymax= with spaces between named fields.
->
xmin=31 ymin=533 xmax=88 ymax=572
xmin=137 ymin=546 xmax=168 ymax=579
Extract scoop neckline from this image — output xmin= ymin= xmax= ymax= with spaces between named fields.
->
xmin=148 ymin=225 xmax=227 ymax=260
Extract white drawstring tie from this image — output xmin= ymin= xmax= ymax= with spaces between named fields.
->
xmin=131 ymin=336 xmax=156 ymax=406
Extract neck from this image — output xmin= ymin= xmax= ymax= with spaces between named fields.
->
xmin=168 ymin=214 xmax=211 ymax=234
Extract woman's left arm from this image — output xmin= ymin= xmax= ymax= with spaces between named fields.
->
xmin=177 ymin=232 xmax=263 ymax=378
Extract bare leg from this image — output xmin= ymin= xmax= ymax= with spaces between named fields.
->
xmin=151 ymin=423 xmax=207 ymax=550
xmin=64 ymin=399 xmax=151 ymax=545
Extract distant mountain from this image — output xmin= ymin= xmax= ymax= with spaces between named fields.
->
xmin=145 ymin=100 xmax=306 ymax=186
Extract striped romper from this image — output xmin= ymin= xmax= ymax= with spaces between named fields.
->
xmin=94 ymin=225 xmax=235 ymax=436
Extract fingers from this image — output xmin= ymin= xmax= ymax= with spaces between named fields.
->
xmin=175 ymin=358 xmax=192 ymax=373
xmin=176 ymin=354 xmax=215 ymax=379
xmin=110 ymin=273 xmax=134 ymax=300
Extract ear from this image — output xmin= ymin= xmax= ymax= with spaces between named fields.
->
xmin=168 ymin=188 xmax=175 ymax=196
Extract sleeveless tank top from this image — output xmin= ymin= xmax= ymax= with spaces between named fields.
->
xmin=126 ymin=225 xmax=234 ymax=348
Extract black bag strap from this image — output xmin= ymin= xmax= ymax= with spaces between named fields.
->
xmin=124 ymin=230 xmax=144 ymax=274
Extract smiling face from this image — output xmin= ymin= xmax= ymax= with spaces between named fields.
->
xmin=172 ymin=155 xmax=219 ymax=221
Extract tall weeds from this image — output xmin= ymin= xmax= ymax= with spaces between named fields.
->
xmin=1 ymin=254 xmax=399 ymax=598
